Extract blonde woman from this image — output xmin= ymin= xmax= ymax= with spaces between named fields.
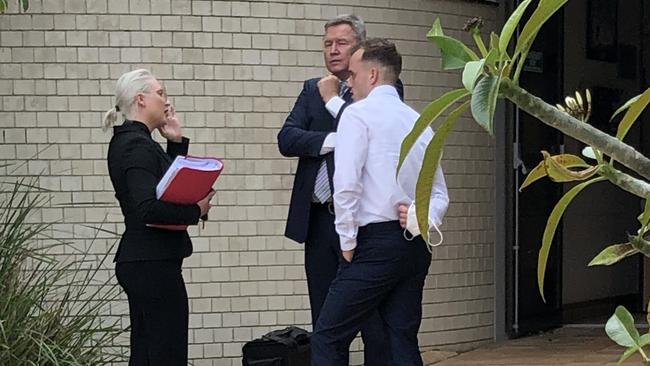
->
xmin=104 ymin=69 xmax=214 ymax=365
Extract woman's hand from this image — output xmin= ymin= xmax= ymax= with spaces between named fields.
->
xmin=197 ymin=190 xmax=216 ymax=217
xmin=159 ymin=104 xmax=183 ymax=143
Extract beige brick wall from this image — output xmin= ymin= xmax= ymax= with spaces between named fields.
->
xmin=0 ymin=0 xmax=497 ymax=364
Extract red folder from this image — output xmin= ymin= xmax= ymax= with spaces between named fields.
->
xmin=148 ymin=155 xmax=224 ymax=230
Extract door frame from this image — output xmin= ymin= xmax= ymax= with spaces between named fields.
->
xmin=496 ymin=0 xmax=565 ymax=340
xmin=494 ymin=0 xmax=512 ymax=342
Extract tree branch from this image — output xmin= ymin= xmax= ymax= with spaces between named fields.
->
xmin=598 ymin=164 xmax=650 ymax=199
xmin=500 ymin=79 xmax=650 ymax=181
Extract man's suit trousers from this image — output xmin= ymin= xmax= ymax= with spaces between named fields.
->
xmin=305 ymin=203 xmax=390 ymax=365
xmin=116 ymin=259 xmax=188 ymax=366
xmin=311 ymin=221 xmax=432 ymax=366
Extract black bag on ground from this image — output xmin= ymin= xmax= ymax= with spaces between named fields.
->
xmin=242 ymin=326 xmax=311 ymax=366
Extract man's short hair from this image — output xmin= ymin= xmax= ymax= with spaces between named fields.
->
xmin=354 ymin=38 xmax=402 ymax=83
xmin=324 ymin=14 xmax=366 ymax=42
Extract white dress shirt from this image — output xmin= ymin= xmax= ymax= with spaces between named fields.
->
xmin=333 ymin=85 xmax=449 ymax=251
xmin=318 ymin=96 xmax=345 ymax=155
xmin=325 ymin=96 xmax=345 ymax=118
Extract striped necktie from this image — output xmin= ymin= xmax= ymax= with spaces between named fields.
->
xmin=339 ymin=80 xmax=349 ymax=97
xmin=313 ymin=80 xmax=349 ymax=203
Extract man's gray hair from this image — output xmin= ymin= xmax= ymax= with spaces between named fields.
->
xmin=324 ymin=14 xmax=366 ymax=42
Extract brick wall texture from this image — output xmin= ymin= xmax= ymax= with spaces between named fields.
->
xmin=0 ymin=0 xmax=497 ymax=364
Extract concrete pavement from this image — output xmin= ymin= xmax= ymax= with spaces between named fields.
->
xmin=422 ymin=327 xmax=646 ymax=365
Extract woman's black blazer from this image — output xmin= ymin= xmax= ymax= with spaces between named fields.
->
xmin=107 ymin=120 xmax=201 ymax=263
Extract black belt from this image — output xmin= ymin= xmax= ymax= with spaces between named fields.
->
xmin=311 ymin=201 xmax=334 ymax=215
xmin=311 ymin=201 xmax=332 ymax=205
xmin=358 ymin=220 xmax=401 ymax=236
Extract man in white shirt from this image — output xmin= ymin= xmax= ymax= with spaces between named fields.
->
xmin=310 ymin=38 xmax=449 ymax=366
xmin=278 ymin=15 xmax=404 ymax=365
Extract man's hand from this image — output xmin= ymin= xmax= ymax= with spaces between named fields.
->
xmin=398 ymin=203 xmax=409 ymax=228
xmin=342 ymin=249 xmax=354 ymax=263
xmin=318 ymin=75 xmax=340 ymax=103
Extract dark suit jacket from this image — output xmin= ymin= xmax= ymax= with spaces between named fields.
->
xmin=107 ymin=120 xmax=201 ymax=263
xmin=278 ymin=78 xmax=404 ymax=243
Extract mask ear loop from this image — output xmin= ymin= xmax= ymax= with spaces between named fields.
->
xmin=403 ymin=223 xmax=444 ymax=252
xmin=427 ymin=223 xmax=444 ymax=249
xmin=403 ymin=228 xmax=415 ymax=241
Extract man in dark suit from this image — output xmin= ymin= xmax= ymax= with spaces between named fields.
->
xmin=277 ymin=14 xmax=403 ymax=365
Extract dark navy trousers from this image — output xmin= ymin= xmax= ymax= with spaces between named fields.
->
xmin=305 ymin=203 xmax=390 ymax=366
xmin=311 ymin=221 xmax=432 ymax=366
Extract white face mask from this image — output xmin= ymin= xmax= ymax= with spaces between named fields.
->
xmin=404 ymin=203 xmax=444 ymax=249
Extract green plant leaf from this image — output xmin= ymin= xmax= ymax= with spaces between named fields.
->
xmin=484 ymin=47 xmax=501 ymax=68
xmin=429 ymin=17 xmax=445 ymax=37
xmin=515 ymin=0 xmax=568 ymax=61
xmin=427 ymin=19 xmax=480 ymax=70
xmin=618 ymin=346 xmax=639 ymax=364
xmin=611 ymin=94 xmax=642 ymax=121
xmin=500 ymin=0 xmax=532 ymax=53
xmin=0 ymin=0 xmax=7 ymax=13
xmin=471 ymin=74 xmax=500 ymax=135
xmin=609 ymin=94 xmax=641 ymax=122
xmin=462 ymin=60 xmax=486 ymax=92
xmin=397 ymin=88 xmax=469 ymax=174
xmin=541 ymin=151 xmax=599 ymax=183
xmin=615 ymin=87 xmax=650 ymax=141
xmin=520 ymin=153 xmax=591 ymax=191
xmin=490 ymin=32 xmax=501 ymax=54
xmin=538 ymin=177 xmax=605 ymax=301
xmin=640 ymin=333 xmax=650 ymax=347
xmin=638 ymin=198 xmax=650 ymax=227
xmin=20 ymin=0 xmax=29 ymax=11
xmin=415 ymin=101 xmax=470 ymax=243
xmin=606 ymin=306 xmax=641 ymax=348
xmin=429 ymin=36 xmax=481 ymax=70
xmin=588 ymin=243 xmax=638 ymax=266
xmin=629 ymin=234 xmax=650 ymax=257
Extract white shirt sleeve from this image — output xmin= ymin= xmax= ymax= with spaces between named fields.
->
xmin=325 ymin=96 xmax=345 ymax=118
xmin=333 ymin=107 xmax=368 ymax=251
xmin=319 ymin=133 xmax=336 ymax=155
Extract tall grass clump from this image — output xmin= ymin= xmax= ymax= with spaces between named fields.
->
xmin=0 ymin=177 xmax=125 ymax=365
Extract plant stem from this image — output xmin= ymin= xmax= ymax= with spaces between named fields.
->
xmin=513 ymin=49 xmax=529 ymax=84
xmin=500 ymin=79 xmax=650 ymax=182
xmin=638 ymin=346 xmax=649 ymax=362
xmin=473 ymin=32 xmax=488 ymax=57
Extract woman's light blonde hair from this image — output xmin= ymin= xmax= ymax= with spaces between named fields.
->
xmin=102 ymin=69 xmax=156 ymax=131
